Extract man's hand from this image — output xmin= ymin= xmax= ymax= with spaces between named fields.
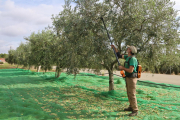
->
xmin=119 ymin=66 xmax=124 ymax=70
xmin=111 ymin=45 xmax=119 ymax=53
xmin=111 ymin=45 xmax=115 ymax=49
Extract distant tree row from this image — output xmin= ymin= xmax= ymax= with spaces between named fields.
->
xmin=6 ymin=0 xmax=180 ymax=91
xmin=0 ymin=53 xmax=8 ymax=58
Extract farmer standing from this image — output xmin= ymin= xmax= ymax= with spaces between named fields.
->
xmin=111 ymin=45 xmax=138 ymax=117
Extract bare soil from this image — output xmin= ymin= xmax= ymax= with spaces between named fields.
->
xmin=78 ymin=69 xmax=180 ymax=86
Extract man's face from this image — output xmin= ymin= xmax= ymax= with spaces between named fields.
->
xmin=127 ymin=48 xmax=131 ymax=53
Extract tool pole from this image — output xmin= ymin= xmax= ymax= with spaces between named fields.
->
xmin=100 ymin=17 xmax=120 ymax=66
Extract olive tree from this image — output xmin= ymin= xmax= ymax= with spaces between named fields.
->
xmin=25 ymin=30 xmax=55 ymax=73
xmin=52 ymin=0 xmax=180 ymax=91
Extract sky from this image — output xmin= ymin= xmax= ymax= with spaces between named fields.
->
xmin=0 ymin=0 xmax=180 ymax=54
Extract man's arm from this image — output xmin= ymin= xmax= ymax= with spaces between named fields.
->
xmin=111 ymin=45 xmax=124 ymax=59
xmin=119 ymin=66 xmax=134 ymax=73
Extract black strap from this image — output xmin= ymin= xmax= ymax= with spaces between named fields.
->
xmin=126 ymin=73 xmax=137 ymax=78
xmin=127 ymin=56 xmax=133 ymax=66
xmin=124 ymin=56 xmax=133 ymax=67
xmin=127 ymin=55 xmax=139 ymax=67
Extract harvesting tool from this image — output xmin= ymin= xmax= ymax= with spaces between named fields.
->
xmin=100 ymin=17 xmax=125 ymax=78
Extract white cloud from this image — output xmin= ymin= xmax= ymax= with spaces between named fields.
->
xmin=0 ymin=39 xmax=18 ymax=53
xmin=172 ymin=0 xmax=180 ymax=10
xmin=0 ymin=23 xmax=28 ymax=37
xmin=0 ymin=0 xmax=63 ymax=37
xmin=0 ymin=0 xmax=64 ymax=53
xmin=1 ymin=3 xmax=52 ymax=25
xmin=171 ymin=0 xmax=180 ymax=16
xmin=1 ymin=0 xmax=62 ymax=25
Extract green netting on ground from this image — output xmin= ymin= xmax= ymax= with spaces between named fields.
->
xmin=0 ymin=69 xmax=180 ymax=120
xmin=137 ymin=80 xmax=180 ymax=91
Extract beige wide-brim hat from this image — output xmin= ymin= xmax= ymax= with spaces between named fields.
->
xmin=127 ymin=45 xmax=137 ymax=53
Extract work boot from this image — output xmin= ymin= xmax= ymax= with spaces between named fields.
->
xmin=129 ymin=111 xmax=138 ymax=117
xmin=124 ymin=107 xmax=133 ymax=111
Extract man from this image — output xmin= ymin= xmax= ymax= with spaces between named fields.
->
xmin=111 ymin=45 xmax=138 ymax=117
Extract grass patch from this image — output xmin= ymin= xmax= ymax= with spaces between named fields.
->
xmin=0 ymin=63 xmax=17 ymax=69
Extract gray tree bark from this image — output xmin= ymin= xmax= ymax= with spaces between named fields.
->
xmin=108 ymin=70 xmax=114 ymax=91
xmin=37 ymin=66 xmax=41 ymax=72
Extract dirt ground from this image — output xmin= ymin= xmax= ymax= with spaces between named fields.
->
xmin=137 ymin=73 xmax=180 ymax=85
xmin=52 ymin=67 xmax=180 ymax=85
xmin=78 ymin=69 xmax=180 ymax=86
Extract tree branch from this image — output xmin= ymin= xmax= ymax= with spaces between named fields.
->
xmin=101 ymin=63 xmax=110 ymax=71
xmin=133 ymin=19 xmax=146 ymax=32
xmin=110 ymin=59 xmax=118 ymax=70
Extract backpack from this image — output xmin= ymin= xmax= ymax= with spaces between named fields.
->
xmin=125 ymin=56 xmax=142 ymax=78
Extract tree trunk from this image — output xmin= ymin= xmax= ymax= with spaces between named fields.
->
xmin=28 ymin=65 xmax=30 ymax=70
xmin=17 ymin=64 xmax=19 ymax=68
xmin=56 ymin=71 xmax=61 ymax=78
xmin=55 ymin=66 xmax=61 ymax=78
xmin=154 ymin=66 xmax=159 ymax=73
xmin=37 ymin=66 xmax=41 ymax=72
xmin=170 ymin=66 xmax=171 ymax=74
xmin=108 ymin=70 xmax=114 ymax=91
xmin=175 ymin=66 xmax=179 ymax=75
